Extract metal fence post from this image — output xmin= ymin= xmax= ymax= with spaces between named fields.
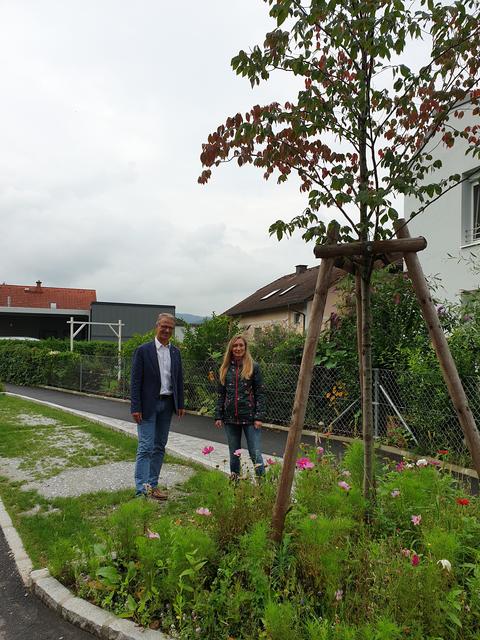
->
xmin=373 ymin=368 xmax=379 ymax=438
xmin=79 ymin=358 xmax=83 ymax=393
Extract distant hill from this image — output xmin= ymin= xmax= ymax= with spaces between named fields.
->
xmin=177 ymin=313 xmax=208 ymax=325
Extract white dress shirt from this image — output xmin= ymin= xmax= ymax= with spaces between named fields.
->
xmin=155 ymin=337 xmax=172 ymax=395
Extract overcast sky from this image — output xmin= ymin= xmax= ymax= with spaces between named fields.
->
xmin=0 ymin=0 xmax=329 ymax=315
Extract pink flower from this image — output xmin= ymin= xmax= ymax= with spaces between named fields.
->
xmin=266 ymin=458 xmax=278 ymax=465
xmin=341 ymin=470 xmax=351 ymax=477
xmin=429 ymin=459 xmax=441 ymax=466
xmin=146 ymin=529 xmax=160 ymax=539
xmin=411 ymin=554 xmax=420 ymax=566
xmin=395 ymin=461 xmax=405 ymax=472
xmin=411 ymin=514 xmax=422 ymax=526
xmin=233 ymin=449 xmax=242 ymax=457
xmin=391 ymin=489 xmax=400 ymax=498
xmin=296 ymin=457 xmax=314 ymax=470
xmin=309 ymin=513 xmax=318 ymax=520
xmin=195 ymin=507 xmax=212 ymax=516
xmin=338 ymin=481 xmax=351 ymax=492
xmin=335 ymin=589 xmax=343 ymax=601
xmin=401 ymin=548 xmax=411 ymax=557
xmin=316 ymin=446 xmax=324 ymax=456
xmin=202 ymin=445 xmax=215 ymax=455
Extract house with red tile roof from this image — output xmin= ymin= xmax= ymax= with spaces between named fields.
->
xmin=0 ymin=280 xmax=97 ymax=339
xmin=224 ymin=264 xmax=345 ymax=339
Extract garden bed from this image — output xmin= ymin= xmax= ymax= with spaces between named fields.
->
xmin=1 ymin=394 xmax=479 ymax=639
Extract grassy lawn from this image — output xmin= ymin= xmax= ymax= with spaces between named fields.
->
xmin=0 ymin=394 xmax=199 ymax=568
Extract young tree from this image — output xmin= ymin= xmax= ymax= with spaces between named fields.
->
xmin=199 ymin=0 xmax=480 ymax=528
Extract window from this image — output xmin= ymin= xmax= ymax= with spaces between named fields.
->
xmin=463 ymin=170 xmax=480 ymax=245
xmin=279 ymin=284 xmax=297 ymax=296
xmin=473 ymin=181 xmax=480 ymax=241
xmin=260 ymin=289 xmax=281 ymax=300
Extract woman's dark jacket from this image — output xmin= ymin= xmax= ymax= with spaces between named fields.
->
xmin=215 ymin=360 xmax=266 ymax=425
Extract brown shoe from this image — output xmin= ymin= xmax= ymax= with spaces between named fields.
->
xmin=150 ymin=487 xmax=168 ymax=501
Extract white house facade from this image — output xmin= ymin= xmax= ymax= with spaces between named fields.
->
xmin=405 ymin=101 xmax=480 ymax=302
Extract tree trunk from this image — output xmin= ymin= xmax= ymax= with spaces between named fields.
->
xmin=360 ymin=268 xmax=375 ymax=505
xmin=271 ymin=224 xmax=339 ymax=543
xmin=355 ymin=270 xmax=363 ymax=395
xmin=395 ymin=219 xmax=480 ymax=478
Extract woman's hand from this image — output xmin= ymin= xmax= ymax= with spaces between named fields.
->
xmin=254 ymin=421 xmax=262 ymax=429
xmin=215 ymin=420 xmax=223 ymax=429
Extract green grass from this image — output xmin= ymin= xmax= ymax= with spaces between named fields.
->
xmin=0 ymin=394 xmax=199 ymax=568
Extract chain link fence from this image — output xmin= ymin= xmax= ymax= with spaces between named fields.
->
xmin=45 ymin=355 xmax=476 ymax=467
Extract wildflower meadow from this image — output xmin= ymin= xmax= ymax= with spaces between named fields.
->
xmin=49 ymin=441 xmax=480 ymax=639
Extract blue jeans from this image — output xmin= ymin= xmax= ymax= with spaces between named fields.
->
xmin=134 ymin=396 xmax=174 ymax=495
xmin=224 ymin=423 xmax=265 ymax=476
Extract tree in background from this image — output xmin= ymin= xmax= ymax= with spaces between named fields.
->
xmin=200 ymin=0 xmax=480 ymax=516
xmin=180 ymin=313 xmax=240 ymax=363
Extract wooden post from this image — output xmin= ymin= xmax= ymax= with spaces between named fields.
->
xmin=395 ymin=219 xmax=480 ymax=478
xmin=270 ymin=223 xmax=339 ymax=543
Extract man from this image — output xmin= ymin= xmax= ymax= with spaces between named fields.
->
xmin=130 ymin=313 xmax=185 ymax=499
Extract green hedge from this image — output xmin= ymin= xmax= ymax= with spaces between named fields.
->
xmin=0 ymin=343 xmax=81 ymax=386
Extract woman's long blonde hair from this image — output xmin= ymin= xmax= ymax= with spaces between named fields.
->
xmin=219 ymin=334 xmax=254 ymax=384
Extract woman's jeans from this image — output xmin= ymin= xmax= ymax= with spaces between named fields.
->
xmin=224 ymin=422 xmax=265 ymax=476
xmin=135 ymin=396 xmax=173 ymax=495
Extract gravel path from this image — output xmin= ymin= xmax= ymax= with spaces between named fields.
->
xmin=22 ymin=462 xmax=195 ymax=499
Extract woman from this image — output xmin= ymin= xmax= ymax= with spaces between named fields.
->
xmin=215 ymin=334 xmax=266 ymax=478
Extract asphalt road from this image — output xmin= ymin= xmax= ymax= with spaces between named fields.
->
xmin=4 ymin=384 xmax=344 ymax=458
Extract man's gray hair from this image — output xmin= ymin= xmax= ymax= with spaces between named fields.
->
xmin=156 ymin=312 xmax=175 ymax=325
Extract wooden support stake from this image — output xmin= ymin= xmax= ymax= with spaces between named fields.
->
xmin=271 ymin=223 xmax=339 ymax=543
xmin=314 ymin=236 xmax=426 ymax=260
xmin=395 ymin=219 xmax=480 ymax=478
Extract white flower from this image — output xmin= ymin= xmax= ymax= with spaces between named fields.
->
xmin=416 ymin=458 xmax=428 ymax=467
xmin=437 ymin=559 xmax=452 ymax=572
xmin=405 ymin=463 xmax=414 ymax=469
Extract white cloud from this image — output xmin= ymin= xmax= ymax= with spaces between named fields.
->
xmin=0 ymin=0 xmax=328 ymax=315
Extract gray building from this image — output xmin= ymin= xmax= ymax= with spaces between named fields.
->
xmin=89 ymin=302 xmax=175 ymax=342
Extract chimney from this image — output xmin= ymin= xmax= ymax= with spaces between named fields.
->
xmin=295 ymin=265 xmax=307 ymax=275
xmin=36 ymin=280 xmax=42 ymax=289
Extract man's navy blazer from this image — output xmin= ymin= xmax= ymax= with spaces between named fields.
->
xmin=130 ymin=341 xmax=184 ymax=420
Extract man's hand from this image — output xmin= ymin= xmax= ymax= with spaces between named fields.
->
xmin=254 ymin=421 xmax=262 ymax=429
xmin=177 ymin=409 xmax=186 ymax=418
xmin=132 ymin=412 xmax=142 ymax=424
xmin=215 ymin=420 xmax=223 ymax=429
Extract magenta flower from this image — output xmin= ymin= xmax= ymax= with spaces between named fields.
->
xmin=411 ymin=514 xmax=422 ymax=526
xmin=233 ymin=449 xmax=242 ymax=457
xmin=395 ymin=461 xmax=405 ymax=472
xmin=429 ymin=459 xmax=441 ymax=466
xmin=266 ymin=457 xmax=278 ymax=465
xmin=316 ymin=446 xmax=324 ymax=456
xmin=338 ymin=481 xmax=351 ymax=492
xmin=335 ymin=589 xmax=343 ymax=601
xmin=195 ymin=507 xmax=212 ymax=516
xmin=146 ymin=529 xmax=160 ymax=539
xmin=296 ymin=457 xmax=314 ymax=470
xmin=391 ymin=489 xmax=400 ymax=498
xmin=202 ymin=445 xmax=215 ymax=455
xmin=411 ymin=554 xmax=420 ymax=566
